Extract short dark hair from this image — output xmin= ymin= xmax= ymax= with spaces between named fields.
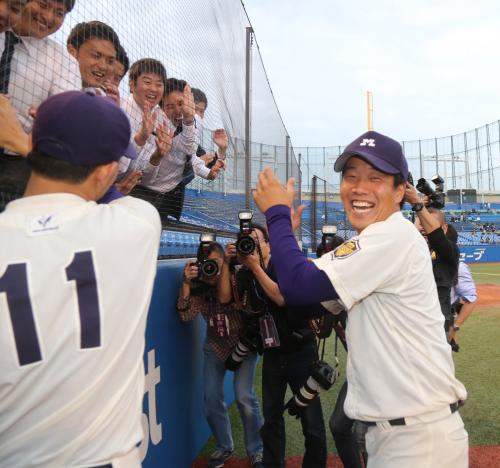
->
xmin=115 ymin=43 xmax=130 ymax=75
xmin=252 ymin=223 xmax=269 ymax=242
xmin=206 ymin=241 xmax=224 ymax=258
xmin=62 ymin=0 xmax=76 ymax=12
xmin=164 ymin=77 xmax=187 ymax=96
xmin=191 ymin=87 xmax=207 ymax=107
xmin=67 ymin=21 xmax=120 ymax=51
xmin=129 ymin=59 xmax=167 ymax=84
xmin=427 ymin=207 xmax=446 ymax=226
xmin=27 ymin=150 xmax=98 ymax=184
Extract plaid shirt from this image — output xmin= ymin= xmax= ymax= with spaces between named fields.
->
xmin=177 ymin=287 xmax=244 ymax=361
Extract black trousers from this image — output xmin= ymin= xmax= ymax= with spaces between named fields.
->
xmin=329 ymin=380 xmax=367 ymax=468
xmin=129 ymin=182 xmax=186 ymax=221
xmin=261 ymin=340 xmax=327 ymax=468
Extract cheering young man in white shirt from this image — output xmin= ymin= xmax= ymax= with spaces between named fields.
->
xmin=0 ymin=0 xmax=81 ymax=210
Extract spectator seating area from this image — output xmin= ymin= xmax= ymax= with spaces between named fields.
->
xmin=160 ymin=191 xmax=500 ymax=256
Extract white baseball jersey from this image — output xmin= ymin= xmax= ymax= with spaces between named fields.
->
xmin=0 ymin=194 xmax=161 ymax=467
xmin=314 ymin=211 xmax=467 ymax=421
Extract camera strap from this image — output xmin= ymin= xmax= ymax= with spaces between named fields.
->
xmin=259 ymin=313 xmax=280 ymax=349
xmin=317 ymin=335 xmax=339 ymax=368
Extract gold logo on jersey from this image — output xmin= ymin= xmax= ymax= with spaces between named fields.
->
xmin=431 ymin=250 xmax=437 ymax=260
xmin=333 ymin=240 xmax=360 ymax=259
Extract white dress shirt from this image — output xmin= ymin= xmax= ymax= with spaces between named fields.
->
xmin=0 ymin=33 xmax=81 ymax=133
xmin=121 ymin=95 xmax=207 ymax=193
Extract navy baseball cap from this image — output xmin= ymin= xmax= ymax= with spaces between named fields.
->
xmin=334 ymin=130 xmax=408 ymax=180
xmin=30 ymin=90 xmax=137 ymax=165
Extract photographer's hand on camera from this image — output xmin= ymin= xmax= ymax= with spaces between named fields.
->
xmin=180 ymin=261 xmax=198 ymax=300
xmin=217 ymin=243 xmax=237 ymax=304
xmin=404 ymin=182 xmax=441 ymax=235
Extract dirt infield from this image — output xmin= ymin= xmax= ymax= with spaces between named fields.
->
xmin=476 ymin=284 xmax=500 ymax=307
xmin=194 ymin=445 xmax=500 ymax=467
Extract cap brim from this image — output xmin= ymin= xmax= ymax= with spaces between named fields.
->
xmin=123 ymin=142 xmax=137 ymax=160
xmin=334 ymin=150 xmax=400 ymax=175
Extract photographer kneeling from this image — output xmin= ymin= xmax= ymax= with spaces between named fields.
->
xmin=404 ymin=183 xmax=459 ymax=338
xmin=177 ymin=237 xmax=263 ymax=468
xmin=219 ymin=220 xmax=327 ymax=468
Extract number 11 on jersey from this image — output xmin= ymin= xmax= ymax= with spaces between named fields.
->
xmin=0 ymin=250 xmax=101 ymax=366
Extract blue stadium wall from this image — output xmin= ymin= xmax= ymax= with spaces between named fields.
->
xmin=137 ymin=246 xmax=499 ymax=466
xmin=459 ymin=245 xmax=500 ymax=263
xmin=139 ymin=260 xmax=235 ymax=468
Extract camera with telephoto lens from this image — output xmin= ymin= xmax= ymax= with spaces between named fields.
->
xmin=235 ymin=210 xmax=255 ymax=256
xmin=416 ymin=175 xmax=445 ymax=209
xmin=225 ymin=312 xmax=262 ymax=371
xmin=284 ymin=360 xmax=338 ymax=417
xmin=195 ymin=233 xmax=219 ymax=278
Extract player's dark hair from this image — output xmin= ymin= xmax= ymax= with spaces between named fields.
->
xmin=164 ymin=77 xmax=187 ymax=96
xmin=252 ymin=223 xmax=269 ymax=243
xmin=27 ymin=150 xmax=98 ymax=184
xmin=116 ymin=43 xmax=130 ymax=76
xmin=128 ymin=58 xmax=167 ymax=84
xmin=67 ymin=21 xmax=120 ymax=51
xmin=393 ymin=173 xmax=406 ymax=209
xmin=191 ymin=87 xmax=207 ymax=107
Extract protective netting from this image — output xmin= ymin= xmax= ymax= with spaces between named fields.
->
xmin=0 ymin=0 xmax=498 ymax=256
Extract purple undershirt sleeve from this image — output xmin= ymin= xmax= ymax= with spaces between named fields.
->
xmin=265 ymin=204 xmax=338 ymax=305
xmin=97 ymin=185 xmax=123 ymax=204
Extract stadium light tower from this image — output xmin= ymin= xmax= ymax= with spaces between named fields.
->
xmin=366 ymin=91 xmax=374 ymax=131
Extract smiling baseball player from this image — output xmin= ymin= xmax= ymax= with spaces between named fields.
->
xmin=252 ymin=131 xmax=468 ymax=468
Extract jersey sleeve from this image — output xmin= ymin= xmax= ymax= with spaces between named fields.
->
xmin=313 ymin=221 xmax=409 ymax=310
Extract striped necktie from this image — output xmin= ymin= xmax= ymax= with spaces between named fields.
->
xmin=0 ymin=31 xmax=21 ymax=94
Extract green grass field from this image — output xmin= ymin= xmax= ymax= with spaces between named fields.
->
xmin=200 ymin=263 xmax=500 ymax=458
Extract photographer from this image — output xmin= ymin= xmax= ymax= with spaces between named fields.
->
xmin=177 ymin=240 xmax=263 ymax=468
xmin=405 ymin=183 xmax=459 ymax=335
xmin=219 ymin=220 xmax=327 ymax=468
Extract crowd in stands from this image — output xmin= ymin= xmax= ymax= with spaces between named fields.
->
xmin=0 ymin=0 xmax=225 ymax=218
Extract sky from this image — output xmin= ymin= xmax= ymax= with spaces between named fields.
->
xmin=243 ymin=0 xmax=500 ymax=147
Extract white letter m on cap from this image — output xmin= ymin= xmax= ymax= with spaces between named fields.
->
xmin=360 ymin=139 xmax=375 ymax=147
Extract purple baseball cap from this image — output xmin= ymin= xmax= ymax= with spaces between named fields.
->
xmin=334 ymin=130 xmax=408 ymax=180
xmin=30 ymin=90 xmax=137 ymax=165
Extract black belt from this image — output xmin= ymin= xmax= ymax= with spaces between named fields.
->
xmin=86 ymin=464 xmax=112 ymax=468
xmin=364 ymin=401 xmax=460 ymax=427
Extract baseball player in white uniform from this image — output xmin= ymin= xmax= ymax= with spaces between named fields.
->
xmin=0 ymin=91 xmax=161 ymax=467
xmin=252 ymin=130 xmax=468 ymax=468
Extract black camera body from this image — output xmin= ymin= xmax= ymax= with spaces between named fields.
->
xmin=235 ymin=210 xmax=256 ymax=256
xmin=196 ymin=233 xmax=219 ymax=278
xmin=320 ymin=225 xmax=344 ymax=255
xmin=416 ymin=175 xmax=445 ymax=209
xmin=284 ymin=360 xmax=338 ymax=417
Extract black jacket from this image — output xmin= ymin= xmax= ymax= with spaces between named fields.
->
xmin=428 ymin=227 xmax=459 ymax=320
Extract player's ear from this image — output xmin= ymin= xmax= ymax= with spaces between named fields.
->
xmin=93 ymin=161 xmax=118 ymax=194
xmin=394 ymin=178 xmax=405 ymax=205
